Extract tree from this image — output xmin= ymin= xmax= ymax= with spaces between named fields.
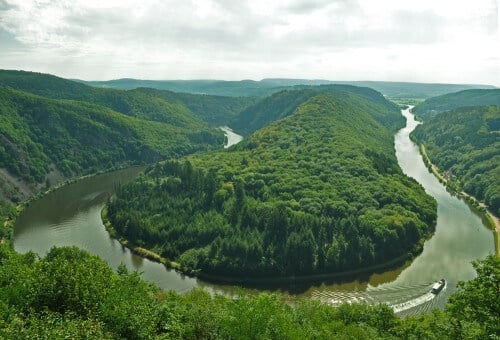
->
xmin=446 ymin=255 xmax=500 ymax=339
xmin=285 ymin=229 xmax=317 ymax=274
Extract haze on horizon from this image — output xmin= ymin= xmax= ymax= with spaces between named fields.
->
xmin=0 ymin=0 xmax=499 ymax=86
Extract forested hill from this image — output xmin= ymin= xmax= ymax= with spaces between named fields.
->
xmin=411 ymin=105 xmax=500 ymax=215
xmin=107 ymin=91 xmax=436 ymax=279
xmin=129 ymin=87 xmax=257 ymax=126
xmin=0 ymin=70 xmax=255 ymax=126
xmin=0 ymin=86 xmax=223 ymax=210
xmin=231 ymin=86 xmax=403 ymax=136
xmin=412 ymin=89 xmax=500 ymax=120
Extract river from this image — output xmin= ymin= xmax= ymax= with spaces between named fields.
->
xmin=220 ymin=126 xmax=243 ymax=148
xmin=13 ymin=108 xmax=494 ymax=314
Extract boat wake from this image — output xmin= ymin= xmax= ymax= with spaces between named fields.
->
xmin=390 ymin=292 xmax=435 ymax=313
xmin=311 ymin=281 xmax=447 ymax=314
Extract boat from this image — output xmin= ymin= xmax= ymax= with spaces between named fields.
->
xmin=431 ymin=279 xmax=446 ymax=294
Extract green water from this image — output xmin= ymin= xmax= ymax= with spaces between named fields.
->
xmin=14 ymin=108 xmax=494 ymax=314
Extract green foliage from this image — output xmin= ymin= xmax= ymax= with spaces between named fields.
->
xmin=0 ymin=84 xmax=223 ymax=188
xmin=0 ymin=244 xmax=497 ymax=338
xmin=0 ymin=71 xmax=201 ymax=128
xmin=108 ymin=92 xmax=436 ymax=278
xmin=232 ymin=85 xmax=404 ymax=135
xmin=0 ymin=246 xmax=164 ymax=339
xmin=412 ymin=106 xmax=500 ymax=214
xmin=413 ymin=89 xmax=500 ymax=120
xmin=231 ymin=89 xmax=319 ymax=135
xmin=446 ymin=255 xmax=500 ymax=339
xmin=0 ymin=69 xmax=255 ymax=126
xmin=132 ymin=87 xmax=257 ymax=125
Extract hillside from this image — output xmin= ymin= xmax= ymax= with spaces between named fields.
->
xmin=334 ymin=81 xmax=496 ymax=99
xmin=78 ymin=77 xmax=495 ymax=98
xmin=231 ymin=85 xmax=403 ymax=136
xmin=411 ymin=105 xmax=500 ymax=215
xmin=230 ymin=89 xmax=319 ymax=135
xmin=107 ymin=91 xmax=436 ymax=279
xmin=0 ymin=70 xmax=255 ymax=126
xmin=0 ymin=86 xmax=223 ymax=208
xmin=131 ymin=87 xmax=256 ymax=125
xmin=412 ymin=89 xmax=500 ymax=120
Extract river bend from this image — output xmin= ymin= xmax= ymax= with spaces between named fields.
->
xmin=14 ymin=110 xmax=494 ymax=314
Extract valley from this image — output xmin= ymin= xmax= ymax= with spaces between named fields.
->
xmin=1 ymin=70 xmax=498 ymax=338
xmin=12 ymin=104 xmax=494 ymax=316
xmin=1 ymin=2 xmax=498 ymax=337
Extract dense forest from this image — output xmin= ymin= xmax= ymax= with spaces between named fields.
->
xmin=0 ymin=86 xmax=222 ymax=192
xmin=0 ymin=70 xmax=258 ymax=223
xmin=412 ymin=105 xmax=500 ymax=215
xmin=1 ymin=69 xmax=496 ymax=338
xmin=0 ymin=70 xmax=256 ymax=126
xmin=0 ymin=243 xmax=497 ymax=339
xmin=231 ymin=85 xmax=404 ymax=136
xmin=107 ymin=91 xmax=436 ymax=278
xmin=129 ymin=88 xmax=257 ymax=125
xmin=413 ymin=89 xmax=500 ymax=120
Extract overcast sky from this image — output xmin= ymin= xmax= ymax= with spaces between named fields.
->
xmin=0 ymin=0 xmax=499 ymax=85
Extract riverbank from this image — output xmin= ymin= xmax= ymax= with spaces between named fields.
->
xmin=100 ymin=206 xmax=182 ymax=271
xmin=0 ymin=165 xmax=146 ymax=248
xmin=417 ymin=143 xmax=499 ymax=256
xmin=197 ymin=253 xmax=413 ymax=286
xmin=102 ymin=199 xmax=429 ymax=286
xmin=12 ymin=106 xmax=494 ymax=314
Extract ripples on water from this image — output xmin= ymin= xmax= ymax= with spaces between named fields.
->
xmin=312 ymin=281 xmax=448 ymax=315
xmin=13 ymin=112 xmax=493 ymax=317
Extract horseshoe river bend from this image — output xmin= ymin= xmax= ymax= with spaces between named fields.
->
xmin=13 ymin=107 xmax=494 ymax=316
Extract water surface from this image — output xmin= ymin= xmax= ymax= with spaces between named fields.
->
xmin=14 ymin=112 xmax=494 ymax=314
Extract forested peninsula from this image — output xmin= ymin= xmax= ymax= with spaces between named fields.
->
xmin=107 ymin=90 xmax=436 ymax=279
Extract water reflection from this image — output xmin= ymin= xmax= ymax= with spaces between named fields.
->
xmin=13 ymin=109 xmax=494 ymax=314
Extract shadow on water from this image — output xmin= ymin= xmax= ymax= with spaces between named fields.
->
xmin=13 ymin=112 xmax=494 ymax=315
xmin=197 ymin=257 xmax=411 ymax=296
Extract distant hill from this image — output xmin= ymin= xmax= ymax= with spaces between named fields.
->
xmin=412 ymin=89 xmax=500 ymax=120
xmin=0 ymin=70 xmax=254 ymax=126
xmin=106 ymin=90 xmax=436 ymax=278
xmin=131 ymin=88 xmax=256 ymax=125
xmin=411 ymin=105 xmax=500 ymax=214
xmin=231 ymin=85 xmax=403 ymax=135
xmin=333 ymin=81 xmax=496 ymax=99
xmin=76 ymin=76 xmax=495 ymax=99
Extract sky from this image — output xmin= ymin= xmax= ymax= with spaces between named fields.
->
xmin=0 ymin=0 xmax=499 ymax=85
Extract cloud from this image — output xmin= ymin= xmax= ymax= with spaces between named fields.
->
xmin=0 ymin=25 xmax=23 ymax=50
xmin=282 ymin=0 xmax=337 ymax=14
xmin=0 ymin=0 xmax=15 ymax=11
xmin=0 ymin=0 xmax=498 ymax=85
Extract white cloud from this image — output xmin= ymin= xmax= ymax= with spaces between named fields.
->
xmin=0 ymin=0 xmax=498 ymax=85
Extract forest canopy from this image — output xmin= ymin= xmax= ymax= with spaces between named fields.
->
xmin=1 ymin=244 xmax=497 ymax=339
xmin=412 ymin=105 xmax=500 ymax=215
xmin=107 ymin=91 xmax=436 ymax=278
xmin=0 ymin=86 xmax=223 ymax=186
